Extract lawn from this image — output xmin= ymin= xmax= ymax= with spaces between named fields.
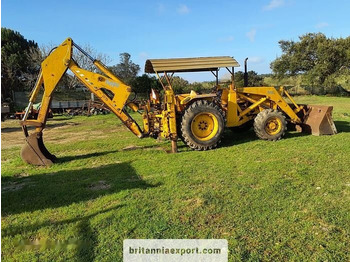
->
xmin=1 ymin=96 xmax=350 ymax=261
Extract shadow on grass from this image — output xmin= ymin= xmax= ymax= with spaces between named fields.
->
xmin=334 ymin=121 xmax=350 ymax=133
xmin=220 ymin=128 xmax=308 ymax=148
xmin=4 ymin=204 xmax=123 ymax=262
xmin=57 ymin=145 xmax=168 ymax=163
xmin=57 ymin=151 xmax=119 ymax=163
xmin=1 ymin=162 xmax=160 ymax=215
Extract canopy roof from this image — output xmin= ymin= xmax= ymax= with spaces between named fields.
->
xmin=145 ymin=56 xmax=240 ymax=73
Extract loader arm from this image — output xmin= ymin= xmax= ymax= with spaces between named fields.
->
xmin=21 ymin=38 xmax=143 ymax=165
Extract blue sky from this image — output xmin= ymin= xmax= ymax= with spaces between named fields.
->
xmin=2 ymin=0 xmax=350 ymax=82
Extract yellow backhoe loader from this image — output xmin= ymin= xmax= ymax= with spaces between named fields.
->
xmin=20 ymin=38 xmax=337 ymax=166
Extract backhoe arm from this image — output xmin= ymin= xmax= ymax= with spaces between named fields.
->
xmin=21 ymin=38 xmax=143 ymax=166
xmin=68 ymin=60 xmax=143 ymax=137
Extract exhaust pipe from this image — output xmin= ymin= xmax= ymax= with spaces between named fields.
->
xmin=244 ymin=58 xmax=248 ymax=87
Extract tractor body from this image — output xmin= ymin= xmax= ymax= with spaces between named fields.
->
xmin=141 ymin=57 xmax=337 ymax=151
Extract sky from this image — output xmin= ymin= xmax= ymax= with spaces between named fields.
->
xmin=1 ymin=0 xmax=350 ymax=82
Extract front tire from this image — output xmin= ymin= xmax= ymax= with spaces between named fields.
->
xmin=181 ymin=100 xmax=225 ymax=150
xmin=253 ymin=109 xmax=287 ymax=141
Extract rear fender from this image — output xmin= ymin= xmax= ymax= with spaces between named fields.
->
xmin=177 ymin=91 xmax=217 ymax=107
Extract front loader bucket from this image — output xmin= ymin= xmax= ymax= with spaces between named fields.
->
xmin=301 ymin=105 xmax=337 ymax=136
xmin=21 ymin=132 xmax=56 ymax=166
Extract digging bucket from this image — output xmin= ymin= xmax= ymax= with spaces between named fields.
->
xmin=301 ymin=105 xmax=337 ymax=136
xmin=21 ymin=132 xmax=56 ymax=166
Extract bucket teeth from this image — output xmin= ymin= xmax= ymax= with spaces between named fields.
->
xmin=302 ymin=105 xmax=337 ymax=136
xmin=21 ymin=132 xmax=56 ymax=166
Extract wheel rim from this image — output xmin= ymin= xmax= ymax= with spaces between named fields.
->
xmin=264 ymin=116 xmax=282 ymax=135
xmin=191 ymin=112 xmax=219 ymax=141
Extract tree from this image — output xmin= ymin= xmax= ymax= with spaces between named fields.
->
xmin=1 ymin=28 xmax=39 ymax=100
xmin=23 ymin=45 xmax=44 ymax=90
xmin=68 ymin=43 xmax=111 ymax=89
xmin=188 ymin=82 xmax=204 ymax=93
xmin=234 ymin=71 xmax=264 ymax=87
xmin=34 ymin=43 xmax=112 ymax=90
xmin=170 ymin=76 xmax=189 ymax=93
xmin=130 ymin=74 xmax=162 ymax=95
xmin=271 ymin=33 xmax=350 ymax=92
xmin=72 ymin=44 xmax=112 ymax=72
xmin=109 ymin=53 xmax=140 ymax=85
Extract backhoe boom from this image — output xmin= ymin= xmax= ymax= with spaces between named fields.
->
xmin=21 ymin=38 xmax=143 ymax=165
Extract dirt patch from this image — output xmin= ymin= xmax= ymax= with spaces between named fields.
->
xmin=46 ymin=122 xmax=78 ymax=130
xmin=2 ymin=179 xmax=34 ymax=192
xmin=184 ymin=197 xmax=204 ymax=208
xmin=88 ymin=180 xmax=111 ymax=191
xmin=13 ymin=173 xmax=30 ymax=178
xmin=43 ymin=129 xmax=109 ymax=145
xmin=1 ymin=131 xmax=25 ymax=149
xmin=250 ymin=184 xmax=263 ymax=190
xmin=122 ymin=145 xmax=167 ymax=152
xmin=0 ymin=120 xmax=102 ymax=149
xmin=144 ymin=146 xmax=167 ymax=152
xmin=122 ymin=145 xmax=142 ymax=151
xmin=125 ymin=175 xmax=142 ymax=182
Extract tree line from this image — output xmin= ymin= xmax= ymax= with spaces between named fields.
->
xmin=1 ymin=28 xmax=161 ymax=104
xmin=2 ymin=28 xmax=349 ymax=106
xmin=271 ymin=33 xmax=350 ymax=94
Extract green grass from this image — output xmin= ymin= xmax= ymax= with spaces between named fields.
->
xmin=2 ymin=96 xmax=350 ymax=261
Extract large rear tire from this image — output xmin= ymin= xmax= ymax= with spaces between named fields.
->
xmin=181 ymin=100 xmax=225 ymax=150
xmin=253 ymin=109 xmax=287 ymax=141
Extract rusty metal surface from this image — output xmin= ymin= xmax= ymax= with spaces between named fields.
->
xmin=21 ymin=132 xmax=56 ymax=166
xmin=145 ymin=56 xmax=240 ymax=73
xmin=302 ymin=105 xmax=337 ymax=135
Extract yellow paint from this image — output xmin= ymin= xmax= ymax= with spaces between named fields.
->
xmin=236 ymin=87 xmax=302 ymax=123
xmin=191 ymin=112 xmax=218 ymax=141
xmin=264 ymin=116 xmax=282 ymax=135
xmin=226 ymin=88 xmax=238 ymax=126
xmin=163 ymin=88 xmax=177 ymax=140
xmin=21 ymin=38 xmax=143 ymax=138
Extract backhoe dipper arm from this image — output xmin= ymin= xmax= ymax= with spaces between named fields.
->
xmin=20 ymin=38 xmax=143 ymax=166
xmin=21 ymin=37 xmax=143 ymax=138
xmin=68 ymin=60 xmax=143 ymax=137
